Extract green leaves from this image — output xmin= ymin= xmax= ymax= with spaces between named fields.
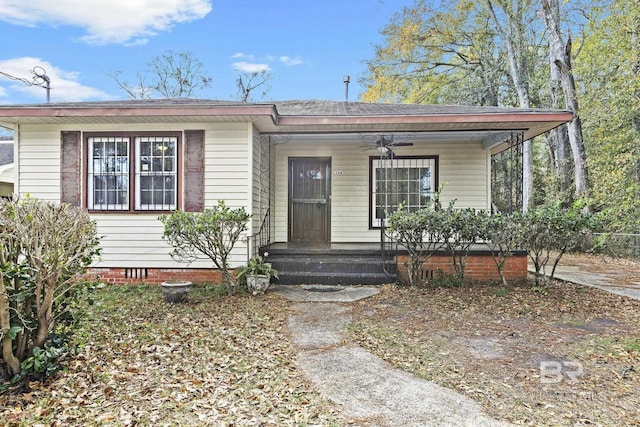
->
xmin=5 ymin=326 xmax=22 ymax=340
xmin=1 ymin=197 xmax=100 ymax=381
xmin=159 ymin=200 xmax=251 ymax=295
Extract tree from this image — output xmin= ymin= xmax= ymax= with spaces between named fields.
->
xmin=236 ymin=70 xmax=273 ymax=102
xmin=575 ymin=0 xmax=640 ymax=232
xmin=362 ymin=0 xmax=551 ymax=211
xmin=485 ymin=0 xmax=541 ymax=210
xmin=360 ymin=0 xmax=508 ymax=106
xmin=110 ymin=50 xmax=212 ymax=99
xmin=540 ymin=0 xmax=589 ymax=199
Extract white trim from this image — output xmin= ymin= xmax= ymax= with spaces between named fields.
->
xmin=13 ymin=129 xmax=19 ymax=195
xmin=486 ymin=151 xmax=491 ymax=211
xmin=0 ymin=163 xmax=14 ymax=183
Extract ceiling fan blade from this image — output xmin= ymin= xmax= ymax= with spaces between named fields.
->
xmin=391 ymin=142 xmax=414 ymax=147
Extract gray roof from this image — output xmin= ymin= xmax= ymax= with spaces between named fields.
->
xmin=0 ymin=98 xmax=563 ymax=117
xmin=0 ymin=99 xmax=572 ymax=149
xmin=272 ymin=100 xmax=548 ymax=116
xmin=0 ymin=141 xmax=13 ymax=165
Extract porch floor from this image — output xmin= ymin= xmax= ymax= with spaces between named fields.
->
xmin=263 ymin=242 xmax=385 ymax=255
xmin=262 ymin=242 xmax=519 ymax=255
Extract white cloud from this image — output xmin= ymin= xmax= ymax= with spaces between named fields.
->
xmin=0 ymin=0 xmax=212 ymax=45
xmin=231 ymin=52 xmax=252 ymax=59
xmin=279 ymin=56 xmax=302 ymax=66
xmin=0 ymin=86 xmax=7 ymax=98
xmin=0 ymin=57 xmax=112 ymax=102
xmin=232 ymin=62 xmax=271 ymax=73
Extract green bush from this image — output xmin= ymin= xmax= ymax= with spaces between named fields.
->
xmin=0 ymin=198 xmax=100 ymax=384
xmin=386 ymin=200 xmax=445 ymax=287
xmin=481 ymin=211 xmax=525 ymax=287
xmin=521 ymin=201 xmax=599 ymax=285
xmin=439 ymin=203 xmax=484 ymax=280
xmin=160 ymin=200 xmax=251 ymax=296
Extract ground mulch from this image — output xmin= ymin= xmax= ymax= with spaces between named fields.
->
xmin=2 ymin=254 xmax=639 ymax=426
xmin=350 ymin=255 xmax=640 ymax=426
xmin=0 ymin=285 xmax=342 ymax=426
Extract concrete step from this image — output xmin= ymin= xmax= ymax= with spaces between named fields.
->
xmin=266 ymin=253 xmax=397 ymax=286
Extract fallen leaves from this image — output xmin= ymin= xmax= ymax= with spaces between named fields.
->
xmin=1 ymin=284 xmax=341 ymax=426
xmin=350 ymin=273 xmax=640 ymax=427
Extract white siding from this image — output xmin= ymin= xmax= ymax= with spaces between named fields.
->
xmin=17 ymin=122 xmax=252 ymax=268
xmin=274 ymin=140 xmax=489 ymax=243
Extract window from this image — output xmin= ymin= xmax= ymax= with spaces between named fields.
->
xmin=370 ymin=156 xmax=437 ymax=228
xmin=86 ymin=133 xmax=179 ymax=211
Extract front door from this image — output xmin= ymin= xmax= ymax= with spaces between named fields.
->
xmin=289 ymin=157 xmax=331 ymax=242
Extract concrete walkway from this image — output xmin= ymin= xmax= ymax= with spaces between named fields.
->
xmin=530 ymin=264 xmax=640 ymax=301
xmin=273 ymin=285 xmax=512 ymax=427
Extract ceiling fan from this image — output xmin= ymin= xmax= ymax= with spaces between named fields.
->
xmin=362 ymin=134 xmax=413 ymax=157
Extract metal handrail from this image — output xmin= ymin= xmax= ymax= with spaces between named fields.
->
xmin=380 ymin=223 xmax=398 ymax=276
xmin=247 ymin=208 xmax=270 ymax=260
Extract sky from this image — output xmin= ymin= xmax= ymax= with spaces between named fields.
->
xmin=0 ymin=0 xmax=414 ymax=105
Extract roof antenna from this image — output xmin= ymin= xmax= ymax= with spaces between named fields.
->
xmin=343 ymin=75 xmax=350 ymax=102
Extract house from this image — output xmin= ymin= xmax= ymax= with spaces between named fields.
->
xmin=0 ymin=99 xmax=572 ymax=285
xmin=0 ymin=138 xmax=14 ymax=197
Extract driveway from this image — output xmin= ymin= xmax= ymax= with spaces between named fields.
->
xmin=529 ymin=253 xmax=640 ymax=300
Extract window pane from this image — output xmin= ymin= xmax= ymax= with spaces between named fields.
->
xmin=88 ymin=137 xmax=130 ymax=210
xmin=135 ymin=136 xmax=177 ymax=210
xmin=371 ymin=157 xmax=436 ymax=227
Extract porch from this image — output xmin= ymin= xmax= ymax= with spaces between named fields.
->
xmin=260 ymin=242 xmax=528 ymax=286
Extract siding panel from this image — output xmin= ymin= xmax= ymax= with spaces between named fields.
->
xmin=274 ymin=141 xmax=489 ymax=243
xmin=18 ymin=122 xmax=252 ymax=269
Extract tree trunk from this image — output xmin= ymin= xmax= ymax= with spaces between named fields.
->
xmin=0 ymin=276 xmax=21 ymax=376
xmin=34 ymin=277 xmax=55 ymax=349
xmin=548 ymin=62 xmax=572 ymax=194
xmin=541 ymin=0 xmax=589 ymax=198
xmin=486 ymin=0 xmax=534 ymax=211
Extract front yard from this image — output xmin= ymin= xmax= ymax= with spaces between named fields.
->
xmin=1 ymin=254 xmax=639 ymax=426
xmin=350 ymin=269 xmax=640 ymax=425
xmin=0 ymin=285 xmax=342 ymax=426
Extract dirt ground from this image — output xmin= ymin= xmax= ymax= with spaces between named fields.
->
xmin=349 ymin=254 xmax=640 ymax=426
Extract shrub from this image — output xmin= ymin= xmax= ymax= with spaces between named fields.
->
xmin=387 ymin=200 xmax=445 ymax=287
xmin=522 ymin=201 xmax=599 ymax=285
xmin=0 ymin=198 xmax=100 ymax=382
xmin=160 ymin=200 xmax=250 ymax=296
xmin=439 ymin=203 xmax=484 ymax=281
xmin=482 ymin=211 xmax=526 ymax=287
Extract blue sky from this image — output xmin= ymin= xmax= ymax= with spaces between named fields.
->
xmin=0 ymin=0 xmax=413 ymax=105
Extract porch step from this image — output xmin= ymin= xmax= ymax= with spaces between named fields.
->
xmin=264 ymin=252 xmax=397 ymax=286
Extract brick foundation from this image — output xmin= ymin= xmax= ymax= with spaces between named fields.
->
xmin=86 ymin=267 xmax=223 ymax=285
xmin=396 ymin=253 xmax=528 ymax=283
xmin=87 ymin=252 xmax=527 ymax=286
